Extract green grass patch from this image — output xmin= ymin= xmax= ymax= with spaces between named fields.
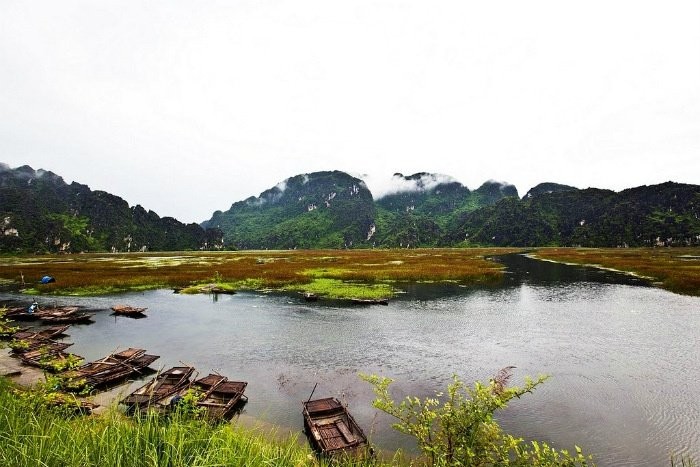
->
xmin=33 ymin=283 xmax=166 ymax=297
xmin=303 ymin=267 xmax=351 ymax=278
xmin=178 ymin=282 xmax=238 ymax=295
xmin=284 ymin=278 xmax=394 ymax=300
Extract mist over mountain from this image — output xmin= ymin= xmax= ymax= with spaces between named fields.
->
xmin=3 ymin=163 xmax=699 ymax=252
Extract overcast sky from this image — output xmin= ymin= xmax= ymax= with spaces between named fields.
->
xmin=1 ymin=1 xmax=698 ymax=223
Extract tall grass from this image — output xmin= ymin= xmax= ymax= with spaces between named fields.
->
xmin=0 ymin=378 xmax=393 ymax=467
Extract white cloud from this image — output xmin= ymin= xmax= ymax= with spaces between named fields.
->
xmin=362 ymin=173 xmax=460 ymax=199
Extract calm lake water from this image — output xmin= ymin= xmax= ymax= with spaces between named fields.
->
xmin=2 ymin=254 xmax=699 ymax=466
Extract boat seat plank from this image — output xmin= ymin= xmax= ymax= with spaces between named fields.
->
xmin=336 ymin=420 xmax=356 ymax=444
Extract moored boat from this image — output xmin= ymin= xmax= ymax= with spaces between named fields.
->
xmin=163 ymin=373 xmax=248 ymax=420
xmin=121 ymin=366 xmax=195 ymax=411
xmin=66 ymin=348 xmax=159 ymax=389
xmin=111 ymin=305 xmax=148 ymax=317
xmin=302 ymin=397 xmax=369 ymax=457
xmin=12 ymin=324 xmax=70 ymax=340
xmin=41 ymin=313 xmax=94 ymax=324
xmin=350 ymin=298 xmax=389 ymax=306
xmin=196 ymin=376 xmax=248 ymax=419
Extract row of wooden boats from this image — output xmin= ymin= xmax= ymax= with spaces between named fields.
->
xmin=5 ymin=305 xmax=95 ymax=324
xmin=120 ymin=367 xmax=248 ymax=420
xmin=119 ymin=366 xmax=369 ymax=456
xmin=4 ymin=302 xmax=148 ymax=324
xmin=3 ymin=310 xmax=369 ymax=457
xmin=7 ymin=324 xmax=85 ymax=370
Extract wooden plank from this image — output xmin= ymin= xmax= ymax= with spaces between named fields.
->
xmin=336 ymin=420 xmax=356 ymax=444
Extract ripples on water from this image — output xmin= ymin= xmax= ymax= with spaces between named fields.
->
xmin=2 ymin=254 xmax=699 ymax=466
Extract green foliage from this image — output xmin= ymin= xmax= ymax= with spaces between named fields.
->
xmin=170 ymin=388 xmax=207 ymax=419
xmin=38 ymin=352 xmax=84 ymax=373
xmin=0 ymin=165 xmax=223 ymax=253
xmin=0 ymin=306 xmax=20 ymax=339
xmin=8 ymin=338 xmax=30 ymax=352
xmin=205 ymin=170 xmax=376 ymax=249
xmin=362 ymin=370 xmax=592 ymax=466
xmin=455 ymin=183 xmax=700 ymax=247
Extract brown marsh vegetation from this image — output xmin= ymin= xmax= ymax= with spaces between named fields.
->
xmin=0 ymin=248 xmax=521 ymax=299
xmin=532 ymin=247 xmax=700 ymax=296
xmin=2 ymin=247 xmax=697 ymax=298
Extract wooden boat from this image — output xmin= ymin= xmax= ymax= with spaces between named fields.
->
xmin=20 ymin=349 xmax=83 ymax=371
xmin=111 ymin=305 xmax=147 ymax=317
xmin=41 ymin=313 xmax=94 ymax=324
xmin=11 ymin=338 xmax=73 ymax=354
xmin=303 ymin=292 xmax=319 ymax=302
xmin=302 ymin=397 xmax=369 ymax=457
xmin=121 ymin=366 xmax=195 ymax=411
xmin=10 ymin=306 xmax=81 ymax=322
xmin=350 ymin=298 xmax=389 ymax=306
xmin=164 ymin=373 xmax=248 ymax=419
xmin=67 ymin=348 xmax=159 ymax=389
xmin=13 ymin=325 xmax=70 ymax=341
xmin=47 ymin=394 xmax=99 ymax=415
xmin=196 ymin=376 xmax=248 ymax=419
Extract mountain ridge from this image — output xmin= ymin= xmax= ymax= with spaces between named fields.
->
xmin=2 ymin=163 xmax=699 ymax=251
xmin=1 ymin=164 xmax=223 ymax=253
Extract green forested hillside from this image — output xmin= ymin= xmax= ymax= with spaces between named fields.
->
xmin=0 ymin=165 xmax=223 ymax=253
xmin=372 ymin=174 xmax=518 ymax=247
xmin=454 ymin=182 xmax=700 ymax=247
xmin=202 ymin=171 xmax=376 ymax=249
xmin=204 ymin=171 xmax=700 ymax=249
xmin=4 ymin=163 xmax=698 ymax=252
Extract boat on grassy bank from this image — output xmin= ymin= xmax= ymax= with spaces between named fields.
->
xmin=121 ymin=366 xmax=195 ymax=412
xmin=156 ymin=373 xmax=248 ymax=420
xmin=65 ymin=348 xmax=159 ymax=389
xmin=12 ymin=324 xmax=70 ymax=340
xmin=302 ymin=397 xmax=369 ymax=457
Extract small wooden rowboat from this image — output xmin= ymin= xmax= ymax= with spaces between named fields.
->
xmin=302 ymin=397 xmax=369 ymax=456
xmin=41 ymin=313 xmax=94 ymax=324
xmin=12 ymin=324 xmax=70 ymax=340
xmin=163 ymin=373 xmax=248 ymax=420
xmin=111 ymin=305 xmax=147 ymax=317
xmin=196 ymin=375 xmax=248 ymax=420
xmin=66 ymin=348 xmax=159 ymax=389
xmin=121 ymin=366 xmax=195 ymax=411
xmin=7 ymin=306 xmax=81 ymax=321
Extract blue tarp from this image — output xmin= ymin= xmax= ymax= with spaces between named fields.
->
xmin=40 ymin=275 xmax=55 ymax=284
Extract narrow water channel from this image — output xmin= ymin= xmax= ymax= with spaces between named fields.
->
xmin=2 ymin=254 xmax=699 ymax=466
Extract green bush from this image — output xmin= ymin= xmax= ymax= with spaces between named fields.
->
xmin=362 ymin=369 xmax=592 ymax=466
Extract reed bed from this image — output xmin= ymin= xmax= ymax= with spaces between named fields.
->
xmin=0 ymin=378 xmax=394 ymax=467
xmin=532 ymin=247 xmax=700 ymax=296
xmin=0 ymin=248 xmax=521 ymax=298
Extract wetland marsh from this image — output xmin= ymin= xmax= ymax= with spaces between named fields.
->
xmin=1 ymin=248 xmax=699 ymax=466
